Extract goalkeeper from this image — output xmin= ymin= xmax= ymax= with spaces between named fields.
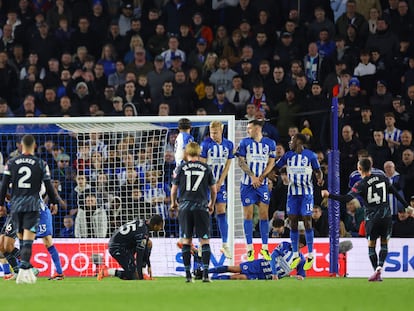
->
xmin=205 ymin=236 xmax=307 ymax=280
xmin=97 ymin=215 xmax=163 ymax=280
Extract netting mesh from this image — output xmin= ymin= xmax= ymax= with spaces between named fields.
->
xmin=0 ymin=118 xmax=235 ymax=276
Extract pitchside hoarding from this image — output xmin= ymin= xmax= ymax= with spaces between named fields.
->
xmin=0 ymin=238 xmax=412 ymax=278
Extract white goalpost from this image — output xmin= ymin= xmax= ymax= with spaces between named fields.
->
xmin=0 ymin=116 xmax=240 ymax=277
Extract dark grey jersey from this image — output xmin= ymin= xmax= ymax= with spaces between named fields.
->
xmin=0 ymin=154 xmax=53 ymax=212
xmin=172 ymin=160 xmax=215 ymax=204
xmin=109 ymin=219 xmax=149 ymax=251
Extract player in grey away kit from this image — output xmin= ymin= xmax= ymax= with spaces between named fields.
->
xmin=0 ymin=134 xmax=58 ymax=284
xmin=322 ymin=158 xmax=413 ymax=281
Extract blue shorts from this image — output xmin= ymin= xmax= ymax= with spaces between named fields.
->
xmin=216 ymin=185 xmax=227 ymax=204
xmin=240 ymin=184 xmax=270 ymax=207
xmin=287 ymin=194 xmax=314 ymax=216
xmin=37 ymin=206 xmax=53 ymax=238
xmin=240 ymin=259 xmax=270 ymax=280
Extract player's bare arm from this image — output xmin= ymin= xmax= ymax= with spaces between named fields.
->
xmin=238 ymin=156 xmax=260 ymax=187
xmin=259 ymin=157 xmax=276 ymax=182
xmin=170 ymin=184 xmax=178 ymax=212
xmin=314 ymin=168 xmax=324 ymax=186
xmin=208 ymin=184 xmax=217 ymax=214
xmin=217 ymin=159 xmax=232 ymax=188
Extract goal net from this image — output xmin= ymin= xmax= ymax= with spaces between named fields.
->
xmin=0 ymin=116 xmax=238 ymax=277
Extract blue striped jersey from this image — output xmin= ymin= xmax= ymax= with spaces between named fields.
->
xmin=174 ymin=132 xmax=194 ymax=168
xmin=200 ymin=137 xmax=234 ymax=184
xmin=270 ymin=241 xmax=305 ymax=278
xmin=236 ymin=137 xmax=276 ymax=185
xmin=384 ymin=128 xmax=402 ymax=144
xmin=276 ymin=149 xmax=320 ymax=195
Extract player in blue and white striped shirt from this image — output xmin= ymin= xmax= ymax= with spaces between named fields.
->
xmin=174 ymin=118 xmax=194 ymax=171
xmin=237 ymin=119 xmax=276 ymax=261
xmin=200 ymin=121 xmax=234 ymax=259
xmin=275 ymin=134 xmax=323 ymax=271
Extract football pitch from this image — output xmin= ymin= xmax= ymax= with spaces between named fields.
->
xmin=2 ymin=277 xmax=409 ymax=311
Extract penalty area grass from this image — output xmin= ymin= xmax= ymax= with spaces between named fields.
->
xmin=2 ymin=277 xmax=409 ymax=311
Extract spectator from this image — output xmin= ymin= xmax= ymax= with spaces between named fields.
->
xmin=147 ymin=54 xmax=174 ymax=102
xmin=107 ymin=60 xmax=126 ymax=91
xmin=339 ymin=125 xmax=363 ymax=192
xmin=353 ymin=106 xmax=375 ymax=146
xmin=335 ymin=0 xmax=368 ymax=40
xmin=307 ymin=6 xmax=336 ymax=42
xmin=70 ymin=16 xmax=98 ymax=58
xmin=222 ymin=29 xmax=243 ymax=68
xmin=59 ymin=215 xmax=75 ymax=238
xmin=367 ymin=130 xmax=392 ymax=170
xmin=312 ymin=205 xmax=329 ymax=237
xmin=125 ymin=46 xmax=153 ymax=77
xmin=225 ymin=75 xmax=250 ymax=119
xmin=204 ymin=86 xmax=236 ymax=115
xmin=123 ymin=34 xmax=145 ymax=65
xmin=270 ymin=218 xmax=290 ymax=238
xmin=106 ymin=21 xmax=126 ymax=59
xmin=384 ymin=112 xmax=402 ymax=154
xmin=209 ymin=56 xmax=237 ymax=91
xmin=118 ymin=1 xmax=134 ymax=36
xmin=0 ymin=97 xmax=14 ymax=117
xmin=75 ymin=193 xmax=108 ymax=238
xmin=160 ymin=35 xmax=186 ymax=69
xmin=392 ymin=208 xmax=414 ymax=238
xmin=177 ymin=22 xmax=196 ymax=56
xmin=370 ymin=80 xmax=393 ymax=128
xmin=396 ymin=148 xmax=414 ymax=200
xmin=384 ymin=160 xmax=405 ymax=218
xmin=344 ymin=198 xmax=364 ymax=237
xmin=147 ymin=22 xmax=169 ymax=58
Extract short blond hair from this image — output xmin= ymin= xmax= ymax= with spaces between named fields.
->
xmin=209 ymin=121 xmax=223 ymax=129
xmin=185 ymin=142 xmax=201 ymax=157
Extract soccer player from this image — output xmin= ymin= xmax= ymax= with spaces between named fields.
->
xmin=37 ymin=183 xmax=64 ymax=280
xmin=170 ymin=142 xmax=217 ymax=282
xmin=174 ymin=118 xmax=194 ymax=171
xmin=200 ymin=121 xmax=234 ymax=258
xmin=237 ymin=119 xmax=276 ymax=261
xmin=275 ymin=133 xmax=323 ymax=270
xmin=0 ymin=203 xmax=22 ymax=280
xmin=322 ymin=158 xmax=413 ymax=281
xmin=205 ymin=236 xmax=307 ymax=280
xmin=97 ymin=215 xmax=164 ymax=280
xmin=0 ymin=135 xmax=58 ymax=284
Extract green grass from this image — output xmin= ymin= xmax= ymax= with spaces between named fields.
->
xmin=2 ymin=277 xmax=409 ymax=311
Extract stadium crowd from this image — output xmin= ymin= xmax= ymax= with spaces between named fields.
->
xmin=1 ymin=0 xmax=414 ymax=238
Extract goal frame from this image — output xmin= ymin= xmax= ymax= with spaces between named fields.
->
xmin=0 ymin=116 xmax=237 ymax=268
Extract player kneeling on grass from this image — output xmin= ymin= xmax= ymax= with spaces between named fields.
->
xmin=204 ymin=236 xmax=307 ymax=280
xmin=97 ymin=215 xmax=163 ymax=280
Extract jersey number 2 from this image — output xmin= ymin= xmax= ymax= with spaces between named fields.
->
xmin=18 ymin=166 xmax=32 ymax=189
xmin=184 ymin=171 xmax=204 ymax=191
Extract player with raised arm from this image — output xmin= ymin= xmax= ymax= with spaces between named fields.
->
xmin=275 ymin=133 xmax=323 ymax=270
xmin=0 ymin=135 xmax=58 ymax=284
xmin=322 ymin=158 xmax=413 ymax=281
xmin=170 ymin=142 xmax=217 ymax=282
xmin=97 ymin=215 xmax=164 ymax=280
xmin=237 ymin=119 xmax=276 ymax=261
xmin=204 ymin=236 xmax=307 ymax=281
xmin=174 ymin=118 xmax=194 ymax=172
xmin=200 ymin=121 xmax=234 ymax=259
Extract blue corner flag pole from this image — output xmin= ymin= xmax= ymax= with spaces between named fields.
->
xmin=328 ymin=87 xmax=340 ymax=275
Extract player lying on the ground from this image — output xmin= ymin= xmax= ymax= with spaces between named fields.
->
xmin=97 ymin=215 xmax=163 ymax=280
xmin=202 ymin=236 xmax=307 ymax=280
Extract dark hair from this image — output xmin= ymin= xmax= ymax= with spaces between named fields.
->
xmin=299 ymin=235 xmax=307 ymax=247
xmin=295 ymin=133 xmax=307 ymax=144
xmin=358 ymin=158 xmax=372 ymax=172
xmin=178 ymin=118 xmax=191 ymax=130
xmin=149 ymin=214 xmax=163 ymax=227
xmin=22 ymin=134 xmax=36 ymax=147
xmin=248 ymin=119 xmax=265 ymax=127
xmin=272 ymin=218 xmax=285 ymax=228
